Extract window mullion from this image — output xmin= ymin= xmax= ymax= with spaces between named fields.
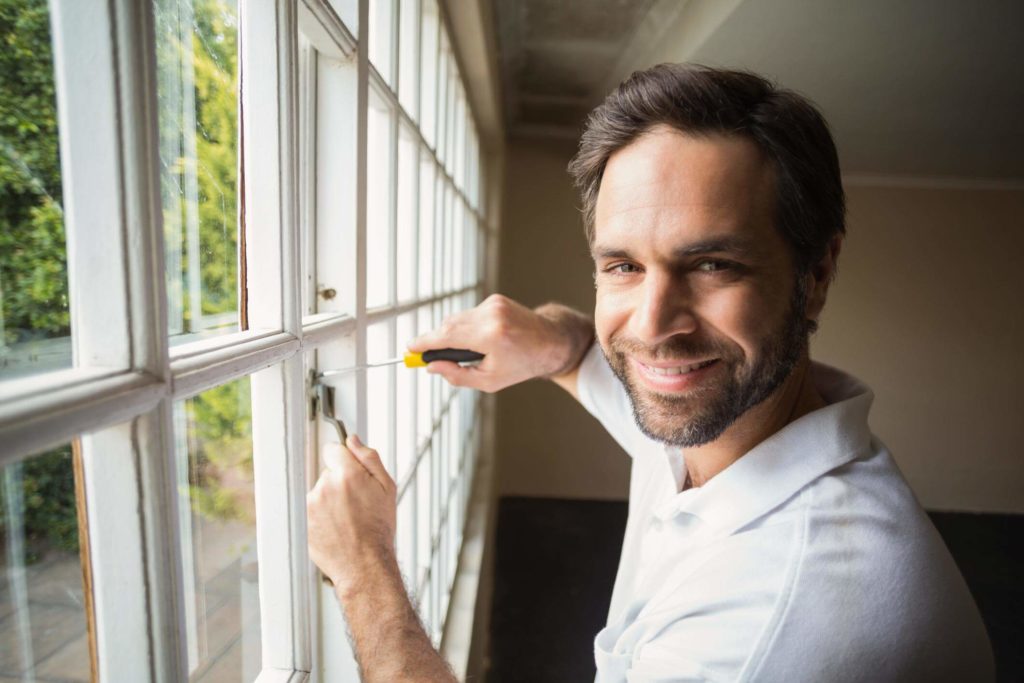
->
xmin=355 ymin=0 xmax=371 ymax=440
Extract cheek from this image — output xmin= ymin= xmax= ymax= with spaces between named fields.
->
xmin=697 ymin=286 xmax=784 ymax=354
xmin=594 ymin=289 xmax=630 ymax=348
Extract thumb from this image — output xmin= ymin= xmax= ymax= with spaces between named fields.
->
xmin=321 ymin=442 xmax=346 ymax=471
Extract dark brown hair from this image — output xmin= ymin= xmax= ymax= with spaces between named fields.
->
xmin=568 ymin=64 xmax=845 ymax=274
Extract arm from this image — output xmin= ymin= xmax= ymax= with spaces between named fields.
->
xmin=532 ymin=301 xmax=595 ymax=401
xmin=307 ymin=435 xmax=456 ymax=682
xmin=407 ymin=294 xmax=594 ymax=401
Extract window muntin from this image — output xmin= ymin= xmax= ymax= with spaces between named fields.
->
xmin=156 ymin=0 xmax=242 ymax=345
xmin=0 ymin=0 xmax=71 ymax=381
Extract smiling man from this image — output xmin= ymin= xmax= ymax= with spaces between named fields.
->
xmin=307 ymin=65 xmax=994 ymax=682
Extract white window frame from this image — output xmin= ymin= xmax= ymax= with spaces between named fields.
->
xmin=0 ymin=0 xmax=489 ymax=681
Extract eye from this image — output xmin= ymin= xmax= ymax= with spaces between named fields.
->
xmin=695 ymin=259 xmax=734 ymax=273
xmin=605 ymin=262 xmax=641 ymax=275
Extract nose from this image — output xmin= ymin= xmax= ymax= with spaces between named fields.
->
xmin=628 ymin=270 xmax=699 ymax=344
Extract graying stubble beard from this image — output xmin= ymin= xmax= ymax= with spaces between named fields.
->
xmin=603 ymin=280 xmax=812 ymax=447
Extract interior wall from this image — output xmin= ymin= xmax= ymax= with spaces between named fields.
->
xmin=813 ymin=183 xmax=1024 ymax=513
xmin=495 ymin=138 xmax=630 ymax=501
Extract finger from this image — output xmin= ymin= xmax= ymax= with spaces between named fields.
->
xmin=346 ymin=434 xmax=394 ymax=491
xmin=322 ymin=441 xmax=371 ymax=482
xmin=425 ymin=360 xmax=480 ymax=387
xmin=407 ymin=328 xmax=450 ymax=353
xmin=407 ymin=312 xmax=476 ymax=353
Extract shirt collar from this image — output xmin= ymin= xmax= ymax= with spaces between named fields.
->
xmin=653 ymin=361 xmax=875 ymax=535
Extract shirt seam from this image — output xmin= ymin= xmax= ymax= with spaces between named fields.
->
xmin=737 ymin=494 xmax=810 ymax=682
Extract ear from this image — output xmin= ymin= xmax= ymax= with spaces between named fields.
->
xmin=804 ymin=234 xmax=843 ymax=325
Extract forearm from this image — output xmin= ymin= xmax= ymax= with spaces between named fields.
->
xmin=336 ymin=553 xmax=456 ymax=683
xmin=533 ymin=302 xmax=595 ymax=377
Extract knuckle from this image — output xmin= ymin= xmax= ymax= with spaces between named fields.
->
xmin=486 ymin=318 xmax=508 ymax=338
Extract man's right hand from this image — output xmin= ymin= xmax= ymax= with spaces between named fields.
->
xmin=407 ymin=294 xmax=593 ymax=394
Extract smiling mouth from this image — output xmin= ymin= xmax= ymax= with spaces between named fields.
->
xmin=636 ymin=359 xmax=718 ymax=376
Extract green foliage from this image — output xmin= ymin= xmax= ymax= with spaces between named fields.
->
xmin=0 ymin=0 xmax=69 ymax=346
xmin=0 ymin=447 xmax=79 ymax=564
xmin=186 ymin=377 xmax=254 ymax=523
xmin=158 ymin=0 xmax=239 ymax=329
xmin=0 ymin=0 xmax=247 ymax=555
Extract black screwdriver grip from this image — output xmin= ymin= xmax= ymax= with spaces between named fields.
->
xmin=422 ymin=348 xmax=485 ymax=364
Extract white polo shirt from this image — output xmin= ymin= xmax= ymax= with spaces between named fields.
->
xmin=576 ymin=342 xmax=994 ymax=682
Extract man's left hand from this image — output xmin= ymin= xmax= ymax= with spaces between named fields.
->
xmin=306 ymin=433 xmax=397 ymax=595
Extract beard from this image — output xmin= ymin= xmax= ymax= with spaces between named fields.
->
xmin=603 ymin=280 xmax=812 ymax=448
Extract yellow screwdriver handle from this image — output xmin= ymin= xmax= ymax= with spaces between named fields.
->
xmin=403 ymin=352 xmax=428 ymax=368
xmin=403 ymin=349 xmax=485 ymax=367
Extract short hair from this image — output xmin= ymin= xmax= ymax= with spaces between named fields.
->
xmin=568 ymin=64 xmax=845 ymax=274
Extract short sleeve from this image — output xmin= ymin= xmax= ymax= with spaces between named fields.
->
xmin=576 ymin=341 xmax=649 ymax=456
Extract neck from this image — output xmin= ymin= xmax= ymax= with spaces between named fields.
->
xmin=682 ymin=354 xmax=825 ymax=488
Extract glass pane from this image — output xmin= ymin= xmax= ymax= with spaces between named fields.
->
xmin=395 ymin=312 xmax=416 ymax=481
xmin=419 ymin=0 xmax=438 ymax=149
xmin=365 ymin=321 xmax=393 ymax=476
xmin=326 ymin=0 xmax=357 ymax=35
xmin=0 ymin=445 xmax=89 ymax=682
xmin=416 ymin=305 xmax=433 ymax=447
xmin=417 ymin=155 xmax=435 ymax=299
xmin=442 ymin=184 xmax=453 ymax=294
xmin=0 ymin=1 xmax=72 ymax=380
xmin=157 ymin=0 xmax=242 ymax=345
xmin=435 ymin=46 xmax=448 ymax=166
xmin=174 ymin=376 xmax=261 ymax=681
xmin=397 ymin=0 xmax=420 ymax=120
xmin=452 ymin=198 xmax=464 ymax=291
xmin=368 ymin=0 xmax=394 ymax=88
xmin=366 ymin=90 xmax=393 ymax=310
xmin=396 ymin=128 xmax=418 ymax=303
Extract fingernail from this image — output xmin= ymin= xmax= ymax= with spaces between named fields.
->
xmin=351 ymin=434 xmax=363 ymax=447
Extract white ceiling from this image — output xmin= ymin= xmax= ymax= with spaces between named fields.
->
xmin=493 ymin=0 xmax=1024 ymax=179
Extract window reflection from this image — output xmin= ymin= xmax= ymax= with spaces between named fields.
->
xmin=0 ymin=446 xmax=90 ymax=682
xmin=174 ymin=375 xmax=260 ymax=681
xmin=156 ymin=0 xmax=241 ymax=344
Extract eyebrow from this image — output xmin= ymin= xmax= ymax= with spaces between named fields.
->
xmin=591 ymin=236 xmax=757 ymax=261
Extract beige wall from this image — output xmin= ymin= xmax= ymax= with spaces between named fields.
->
xmin=495 ymin=139 xmax=1024 ymax=513
xmin=495 ymin=138 xmax=631 ymax=501
xmin=813 ymin=184 xmax=1024 ymax=513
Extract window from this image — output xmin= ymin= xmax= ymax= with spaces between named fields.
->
xmin=0 ymin=0 xmax=488 ymax=681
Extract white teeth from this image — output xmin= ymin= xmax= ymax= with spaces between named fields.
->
xmin=643 ymin=360 xmax=714 ymax=376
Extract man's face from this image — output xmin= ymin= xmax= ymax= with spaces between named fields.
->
xmin=592 ymin=127 xmax=812 ymax=447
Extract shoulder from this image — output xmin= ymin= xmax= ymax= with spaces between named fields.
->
xmin=746 ymin=446 xmax=995 ymax=681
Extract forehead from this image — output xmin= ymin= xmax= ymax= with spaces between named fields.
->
xmin=593 ymin=127 xmax=779 ymax=256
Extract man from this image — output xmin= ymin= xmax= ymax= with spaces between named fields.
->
xmin=307 ymin=64 xmax=994 ymax=681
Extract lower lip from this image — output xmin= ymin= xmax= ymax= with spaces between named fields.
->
xmin=630 ymin=358 xmax=720 ymax=392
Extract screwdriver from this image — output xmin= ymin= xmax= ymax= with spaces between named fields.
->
xmin=317 ymin=348 xmax=485 ymax=379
